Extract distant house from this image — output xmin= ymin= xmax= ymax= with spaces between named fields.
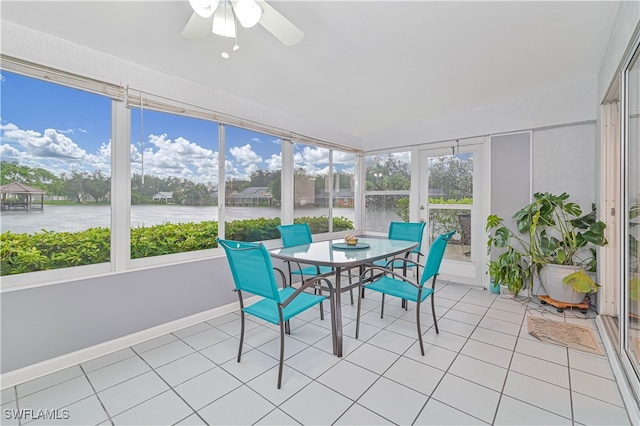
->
xmin=152 ymin=191 xmax=174 ymax=204
xmin=315 ymin=189 xmax=354 ymax=207
xmin=226 ymin=187 xmax=273 ymax=206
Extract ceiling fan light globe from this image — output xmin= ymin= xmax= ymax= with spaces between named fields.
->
xmin=233 ymin=0 xmax=263 ymax=28
xmin=221 ymin=51 xmax=230 ymax=59
xmin=188 ymin=0 xmax=219 ymax=18
xmin=233 ymin=44 xmax=240 ymax=51
xmin=212 ymin=2 xmax=237 ymax=37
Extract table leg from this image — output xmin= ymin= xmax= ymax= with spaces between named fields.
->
xmin=334 ymin=266 xmax=343 ymax=357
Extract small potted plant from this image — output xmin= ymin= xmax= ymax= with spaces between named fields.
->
xmin=486 ymin=216 xmax=531 ymax=296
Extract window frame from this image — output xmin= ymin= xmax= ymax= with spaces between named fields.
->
xmin=0 ymin=59 xmax=363 ymax=289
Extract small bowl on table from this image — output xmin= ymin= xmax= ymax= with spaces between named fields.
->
xmin=345 ymin=237 xmax=359 ymax=245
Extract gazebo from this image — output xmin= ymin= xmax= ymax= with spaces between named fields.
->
xmin=0 ymin=181 xmax=47 ymax=210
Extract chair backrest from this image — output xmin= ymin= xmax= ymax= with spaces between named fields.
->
xmin=217 ymin=238 xmax=282 ymax=302
xmin=388 ymin=221 xmax=427 ymax=253
xmin=419 ymin=230 xmax=456 ymax=286
xmin=277 ymin=223 xmax=313 ymax=247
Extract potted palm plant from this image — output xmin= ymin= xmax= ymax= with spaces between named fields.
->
xmin=487 ymin=192 xmax=607 ymax=304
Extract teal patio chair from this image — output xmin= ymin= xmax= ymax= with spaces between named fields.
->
xmin=356 ymin=230 xmax=455 ymax=355
xmin=373 ymin=221 xmax=427 ymax=271
xmin=277 ymin=223 xmax=354 ymax=306
xmin=370 ymin=221 xmax=427 ymax=307
xmin=217 ymin=238 xmax=336 ymax=389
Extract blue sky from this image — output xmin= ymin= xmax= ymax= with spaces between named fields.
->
xmin=1 ymin=70 xmax=354 ymax=185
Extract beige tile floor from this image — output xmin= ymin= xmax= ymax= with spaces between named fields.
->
xmin=0 ymin=282 xmax=632 ymax=425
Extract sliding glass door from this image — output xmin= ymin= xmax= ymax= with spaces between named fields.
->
xmin=625 ymin=45 xmax=640 ymax=385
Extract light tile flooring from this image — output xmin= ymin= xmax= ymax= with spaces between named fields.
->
xmin=1 ymin=282 xmax=633 ymax=425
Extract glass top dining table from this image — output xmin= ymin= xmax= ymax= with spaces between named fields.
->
xmin=269 ymin=237 xmax=418 ymax=357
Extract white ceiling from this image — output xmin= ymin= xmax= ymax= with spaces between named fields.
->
xmin=1 ymin=1 xmax=621 ymax=140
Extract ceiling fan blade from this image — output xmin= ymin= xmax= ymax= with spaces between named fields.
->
xmin=256 ymin=0 xmax=304 ymax=46
xmin=181 ymin=12 xmax=213 ymax=40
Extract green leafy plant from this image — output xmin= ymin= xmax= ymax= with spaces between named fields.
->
xmin=487 ymin=192 xmax=607 ymax=295
xmin=1 ymin=216 xmax=355 ymax=276
xmin=486 ymin=215 xmax=531 ymax=295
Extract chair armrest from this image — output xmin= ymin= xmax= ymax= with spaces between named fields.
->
xmin=273 ymin=267 xmax=287 ymax=289
xmin=280 ymin=276 xmax=335 ymax=308
xmin=358 ymin=266 xmax=422 ymax=291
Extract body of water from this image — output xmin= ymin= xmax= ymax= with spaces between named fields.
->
xmin=0 ymin=205 xmax=356 ymax=234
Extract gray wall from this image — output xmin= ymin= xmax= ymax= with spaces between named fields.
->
xmin=1 ymin=257 xmax=236 ymax=373
xmin=491 ymin=132 xmax=531 ymax=239
xmin=532 ymin=123 xmax=597 ymax=212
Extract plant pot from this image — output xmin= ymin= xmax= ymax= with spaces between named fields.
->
xmin=500 ymin=284 xmax=524 ymax=297
xmin=490 ymin=280 xmax=501 ymax=294
xmin=541 ymin=264 xmax=588 ymax=304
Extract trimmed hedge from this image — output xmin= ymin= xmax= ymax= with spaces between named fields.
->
xmin=0 ymin=216 xmax=354 ymax=276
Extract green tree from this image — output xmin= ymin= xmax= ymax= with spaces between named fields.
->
xmin=84 ymin=170 xmax=110 ymax=202
xmin=366 ymin=155 xmax=411 ymax=191
xmin=428 ymin=155 xmax=472 ymax=200
xmin=0 ymin=161 xmax=59 ymax=189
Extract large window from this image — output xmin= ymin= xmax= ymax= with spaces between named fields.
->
xmin=1 ymin=70 xmax=112 ymax=275
xmin=0 ymin=67 xmax=360 ymax=279
xmin=130 ymin=109 xmax=219 ymax=258
xmin=332 ymin=149 xmax=356 ymax=231
xmin=291 ymin=144 xmax=356 ymax=234
xmin=294 ymin=143 xmax=330 ymax=234
xmin=225 ymin=125 xmax=282 ymax=242
xmin=364 ymin=152 xmax=411 ymax=232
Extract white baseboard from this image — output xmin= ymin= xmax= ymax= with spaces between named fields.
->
xmin=596 ymin=316 xmax=640 ymax=425
xmin=0 ymin=299 xmax=252 ymax=389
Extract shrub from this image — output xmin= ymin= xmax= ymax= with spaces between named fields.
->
xmin=1 ymin=216 xmax=355 ymax=275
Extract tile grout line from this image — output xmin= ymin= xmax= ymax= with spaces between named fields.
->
xmin=130 ymin=346 xmax=211 ymax=426
xmin=78 ymin=364 xmax=115 ymax=426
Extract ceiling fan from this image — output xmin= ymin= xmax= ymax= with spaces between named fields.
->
xmin=182 ymin=0 xmax=304 ymax=48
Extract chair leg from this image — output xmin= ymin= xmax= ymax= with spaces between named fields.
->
xmin=356 ymin=285 xmax=362 ymax=339
xmin=431 ymin=295 xmax=439 ymax=334
xmin=285 ymin=320 xmax=291 ymax=335
xmin=237 ymin=310 xmax=245 ymax=362
xmin=315 ymin=285 xmax=325 ymax=321
xmin=380 ymin=294 xmax=385 ymax=318
xmin=416 ymin=301 xmax=425 ymax=356
xmin=277 ymin=320 xmax=285 ymax=389
xmin=348 ymin=271 xmax=354 ymax=305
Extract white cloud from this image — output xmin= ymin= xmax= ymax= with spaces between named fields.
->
xmin=266 ymin=153 xmax=282 ymax=171
xmin=229 ymin=143 xmax=262 ymax=166
xmin=130 ymin=133 xmax=218 ymax=184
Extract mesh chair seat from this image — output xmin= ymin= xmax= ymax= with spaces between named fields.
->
xmin=366 ymin=276 xmax=434 ymax=302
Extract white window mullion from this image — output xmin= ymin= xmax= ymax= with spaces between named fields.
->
xmin=282 ymin=140 xmax=294 ymax=225
xmin=113 ymin=100 xmax=131 ymax=271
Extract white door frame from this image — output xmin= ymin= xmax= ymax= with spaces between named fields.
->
xmin=419 ymin=138 xmax=485 ymax=285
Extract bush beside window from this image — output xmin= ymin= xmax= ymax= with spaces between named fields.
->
xmin=1 ymin=216 xmax=354 ymax=276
